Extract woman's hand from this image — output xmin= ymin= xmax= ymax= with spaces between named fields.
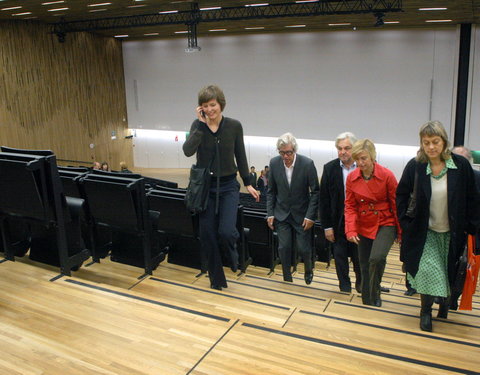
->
xmin=347 ymin=235 xmax=360 ymax=245
xmin=196 ymin=106 xmax=207 ymax=122
xmin=246 ymin=185 xmax=260 ymax=202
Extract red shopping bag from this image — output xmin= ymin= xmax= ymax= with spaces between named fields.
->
xmin=459 ymin=235 xmax=480 ymax=310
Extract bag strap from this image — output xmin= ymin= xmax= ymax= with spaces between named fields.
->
xmin=214 ymin=136 xmax=220 ymax=215
xmin=412 ymin=164 xmax=419 ymax=200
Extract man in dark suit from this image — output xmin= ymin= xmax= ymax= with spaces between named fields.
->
xmin=249 ymin=166 xmax=258 ymax=189
xmin=267 ymin=133 xmax=320 ymax=284
xmin=319 ymin=132 xmax=362 ymax=293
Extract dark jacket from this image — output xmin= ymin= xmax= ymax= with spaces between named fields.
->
xmin=182 ymin=117 xmax=250 ymax=186
xmin=267 ymin=154 xmax=319 ymax=224
xmin=319 ymin=158 xmax=346 ymax=235
xmin=396 ymin=154 xmax=480 ymax=283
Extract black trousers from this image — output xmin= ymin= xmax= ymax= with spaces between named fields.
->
xmin=199 ymin=178 xmax=240 ymax=287
xmin=276 ymin=215 xmax=313 ymax=278
xmin=332 ymin=234 xmax=361 ymax=290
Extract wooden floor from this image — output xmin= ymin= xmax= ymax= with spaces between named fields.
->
xmin=0 ymin=243 xmax=479 ymax=375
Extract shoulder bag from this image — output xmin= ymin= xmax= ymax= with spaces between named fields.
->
xmin=405 ymin=165 xmax=418 ymax=218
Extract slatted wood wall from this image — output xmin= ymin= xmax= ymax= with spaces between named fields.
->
xmin=0 ymin=20 xmax=133 ymax=170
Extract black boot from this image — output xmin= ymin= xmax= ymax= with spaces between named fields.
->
xmin=437 ymin=296 xmax=450 ymax=319
xmin=420 ymin=294 xmax=434 ymax=332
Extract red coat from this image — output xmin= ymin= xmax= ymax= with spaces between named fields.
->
xmin=345 ymin=163 xmax=401 ymax=240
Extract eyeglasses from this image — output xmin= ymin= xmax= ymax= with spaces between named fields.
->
xmin=279 ymin=150 xmax=294 ymax=156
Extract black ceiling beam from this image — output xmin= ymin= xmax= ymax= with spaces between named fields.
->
xmin=52 ymin=0 xmax=402 ymax=34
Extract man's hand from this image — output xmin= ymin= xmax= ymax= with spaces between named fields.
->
xmin=325 ymin=228 xmax=335 ymax=242
xmin=302 ymin=218 xmax=314 ymax=231
xmin=267 ymin=216 xmax=275 ymax=230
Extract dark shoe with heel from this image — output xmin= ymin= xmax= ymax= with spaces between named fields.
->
xmin=304 ymin=271 xmax=313 ymax=285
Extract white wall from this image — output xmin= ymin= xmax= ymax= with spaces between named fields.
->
xmin=123 ymin=28 xmax=457 ymax=146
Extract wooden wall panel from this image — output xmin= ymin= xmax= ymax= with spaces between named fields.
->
xmin=0 ymin=20 xmax=133 ymax=170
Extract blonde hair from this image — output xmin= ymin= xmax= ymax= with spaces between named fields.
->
xmin=416 ymin=120 xmax=451 ymax=163
xmin=352 ymin=139 xmax=376 ymax=161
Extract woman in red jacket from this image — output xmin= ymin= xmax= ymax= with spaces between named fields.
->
xmin=345 ymin=139 xmax=401 ymax=306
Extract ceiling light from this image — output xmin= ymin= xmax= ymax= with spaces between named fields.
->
xmin=285 ymin=24 xmax=306 ymax=28
xmin=295 ymin=0 xmax=318 ymax=3
xmin=48 ymin=7 xmax=69 ymax=11
xmin=88 ymin=3 xmax=111 ymax=7
xmin=419 ymin=8 xmax=447 ymax=11
xmin=159 ymin=10 xmax=178 ymax=14
xmin=244 ymin=26 xmax=265 ymax=30
xmin=89 ymin=8 xmax=107 ymax=12
xmin=12 ymin=12 xmax=32 ymax=16
xmin=1 ymin=6 xmax=22 ymax=10
xmin=245 ymin=3 xmax=269 ymax=7
xmin=42 ymin=1 xmax=65 ymax=5
xmin=384 ymin=21 xmax=400 ymax=24
xmin=209 ymin=29 xmax=226 ymax=32
xmin=144 ymin=33 xmax=159 ymax=36
xmin=174 ymin=30 xmax=188 ymax=34
xmin=328 ymin=23 xmax=351 ymax=26
xmin=200 ymin=7 xmax=221 ymax=11
xmin=127 ymin=4 xmax=146 ymax=7
xmin=114 ymin=35 xmax=129 ymax=38
xmin=425 ymin=19 xmax=452 ymax=22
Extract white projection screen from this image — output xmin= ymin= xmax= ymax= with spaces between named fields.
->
xmin=123 ymin=28 xmax=458 ymax=146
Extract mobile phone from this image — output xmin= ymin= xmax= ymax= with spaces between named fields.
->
xmin=201 ymin=110 xmax=206 ymax=118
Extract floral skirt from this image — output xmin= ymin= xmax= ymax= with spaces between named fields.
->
xmin=407 ymin=229 xmax=450 ymax=297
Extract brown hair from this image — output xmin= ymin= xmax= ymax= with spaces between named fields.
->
xmin=198 ymin=85 xmax=226 ymax=111
xmin=416 ymin=120 xmax=451 ymax=163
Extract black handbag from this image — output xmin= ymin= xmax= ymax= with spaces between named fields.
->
xmin=184 ymin=164 xmax=212 ymax=214
xmin=405 ymin=167 xmax=418 ymax=218
xmin=449 ymin=245 xmax=468 ymax=310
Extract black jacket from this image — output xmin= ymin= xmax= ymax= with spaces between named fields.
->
xmin=396 ymin=154 xmax=480 ymax=283
xmin=319 ymin=158 xmax=346 ymax=235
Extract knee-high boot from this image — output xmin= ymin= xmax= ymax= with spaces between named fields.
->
xmin=437 ymin=296 xmax=450 ymax=319
xmin=420 ymin=294 xmax=435 ymax=332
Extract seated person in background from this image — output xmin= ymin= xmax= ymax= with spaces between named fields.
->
xmin=100 ymin=162 xmax=110 ymax=172
xmin=92 ymin=161 xmax=101 ymax=170
xmin=119 ymin=161 xmax=132 ymax=173
xmin=257 ymin=169 xmax=267 ymax=196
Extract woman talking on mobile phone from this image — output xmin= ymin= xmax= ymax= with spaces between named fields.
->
xmin=183 ymin=85 xmax=259 ymax=291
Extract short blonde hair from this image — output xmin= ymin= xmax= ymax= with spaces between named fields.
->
xmin=276 ymin=132 xmax=298 ymax=152
xmin=352 ymin=139 xmax=376 ymax=161
xmin=416 ymin=120 xmax=451 ymax=163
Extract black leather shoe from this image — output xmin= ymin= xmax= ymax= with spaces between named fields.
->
xmin=340 ymin=285 xmax=352 ymax=293
xmin=374 ymin=298 xmax=382 ymax=307
xmin=283 ymin=274 xmax=293 ymax=282
xmin=380 ymin=287 xmax=390 ymax=293
xmin=404 ymin=288 xmax=417 ymax=296
xmin=230 ymin=264 xmax=238 ymax=273
xmin=304 ymin=272 xmax=313 ymax=285
xmin=210 ymin=284 xmax=222 ymax=291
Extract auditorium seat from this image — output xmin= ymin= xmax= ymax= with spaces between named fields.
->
xmin=78 ymin=173 xmax=165 ymax=275
xmin=0 ymin=147 xmax=90 ymax=275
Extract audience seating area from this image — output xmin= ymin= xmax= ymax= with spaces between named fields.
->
xmin=0 ymin=147 xmax=332 ymax=279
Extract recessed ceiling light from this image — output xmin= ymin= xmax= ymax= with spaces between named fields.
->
xmin=328 ymin=23 xmax=351 ymax=26
xmin=245 ymin=3 xmax=269 ymax=7
xmin=200 ymin=7 xmax=221 ymax=11
xmin=174 ymin=30 xmax=188 ymax=34
xmin=48 ymin=7 xmax=69 ymax=11
xmin=419 ymin=8 xmax=447 ymax=11
xmin=144 ymin=33 xmax=159 ymax=36
xmin=295 ymin=0 xmax=318 ymax=3
xmin=425 ymin=19 xmax=452 ymax=22
xmin=159 ymin=10 xmax=178 ymax=14
xmin=384 ymin=21 xmax=400 ymax=24
xmin=88 ymin=3 xmax=112 ymax=7
xmin=12 ymin=12 xmax=32 ymax=16
xmin=209 ymin=28 xmax=226 ymax=32
xmin=285 ymin=24 xmax=306 ymax=28
xmin=89 ymin=8 xmax=107 ymax=12
xmin=114 ymin=35 xmax=129 ymax=38
xmin=42 ymin=1 xmax=65 ymax=5
xmin=127 ymin=4 xmax=146 ymax=7
xmin=1 ymin=6 xmax=22 ymax=11
xmin=244 ymin=26 xmax=265 ymax=30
